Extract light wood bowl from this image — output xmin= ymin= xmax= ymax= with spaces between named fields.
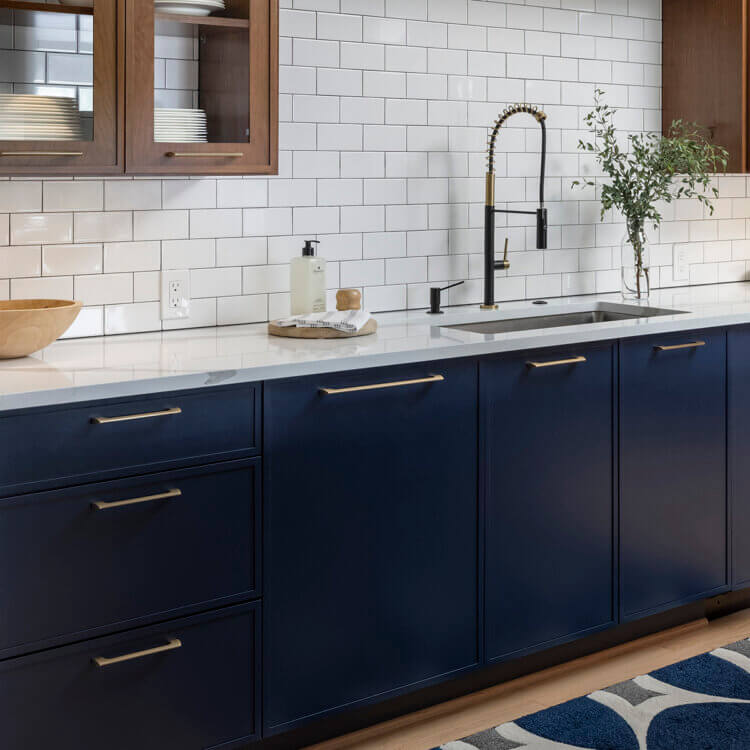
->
xmin=0 ymin=299 xmax=83 ymax=359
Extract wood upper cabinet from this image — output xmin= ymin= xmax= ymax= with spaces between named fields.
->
xmin=663 ymin=0 xmax=747 ymax=172
xmin=0 ymin=0 xmax=123 ymax=175
xmin=125 ymin=0 xmax=278 ymax=175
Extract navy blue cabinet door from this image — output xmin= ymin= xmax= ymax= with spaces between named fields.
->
xmin=264 ymin=359 xmax=479 ymax=734
xmin=482 ymin=344 xmax=616 ymax=663
xmin=729 ymin=327 xmax=750 ymax=587
xmin=620 ymin=330 xmax=727 ymax=619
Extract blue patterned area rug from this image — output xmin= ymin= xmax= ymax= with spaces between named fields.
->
xmin=435 ymin=638 xmax=750 ymax=750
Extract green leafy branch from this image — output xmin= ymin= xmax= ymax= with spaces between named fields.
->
xmin=572 ymin=89 xmax=728 ymax=292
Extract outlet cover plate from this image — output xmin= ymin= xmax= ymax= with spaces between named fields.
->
xmin=161 ymin=270 xmax=191 ymax=320
xmin=673 ymin=245 xmax=689 ymax=282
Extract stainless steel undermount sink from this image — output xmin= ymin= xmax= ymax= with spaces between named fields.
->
xmin=443 ymin=304 xmax=686 ymax=335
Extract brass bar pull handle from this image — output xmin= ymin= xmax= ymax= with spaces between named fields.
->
xmin=91 ymin=406 xmax=182 ymax=424
xmin=92 ymin=488 xmax=181 ymax=511
xmin=93 ymin=638 xmax=182 ymax=668
xmin=654 ymin=340 xmax=706 ymax=352
xmin=320 ymin=374 xmax=445 ymax=395
xmin=0 ymin=151 xmax=83 ymax=157
xmin=165 ymin=152 xmax=244 ymax=158
xmin=527 ymin=356 xmax=587 ymax=369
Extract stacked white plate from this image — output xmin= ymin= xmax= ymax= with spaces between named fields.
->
xmin=154 ymin=0 xmax=225 ymax=16
xmin=154 ymin=107 xmax=208 ymax=143
xmin=0 ymin=94 xmax=84 ymax=141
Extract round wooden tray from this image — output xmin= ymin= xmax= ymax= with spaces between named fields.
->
xmin=268 ymin=318 xmax=377 ymax=339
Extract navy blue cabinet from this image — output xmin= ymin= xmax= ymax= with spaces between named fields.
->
xmin=0 ymin=460 xmax=260 ymax=657
xmin=729 ymin=327 xmax=750 ymax=588
xmin=481 ymin=344 xmax=616 ymax=663
xmin=263 ymin=359 xmax=479 ymax=734
xmin=620 ymin=330 xmax=727 ymax=619
xmin=0 ymin=602 xmax=260 ymax=750
xmin=0 ymin=383 xmax=260 ymax=496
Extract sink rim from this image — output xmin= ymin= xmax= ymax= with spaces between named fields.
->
xmin=437 ymin=301 xmax=689 ymax=335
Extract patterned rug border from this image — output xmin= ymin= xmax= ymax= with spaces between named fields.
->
xmin=436 ymin=637 xmax=750 ymax=750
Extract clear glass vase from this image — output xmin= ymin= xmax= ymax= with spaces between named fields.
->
xmin=621 ymin=234 xmax=650 ymax=301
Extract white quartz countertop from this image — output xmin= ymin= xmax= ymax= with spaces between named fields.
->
xmin=4 ymin=281 xmax=750 ymax=411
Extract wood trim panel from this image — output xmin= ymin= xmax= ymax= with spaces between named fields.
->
xmin=663 ymin=0 xmax=747 ymax=172
xmin=0 ymin=1 xmax=93 ymax=14
xmin=126 ymin=0 xmax=278 ymax=175
xmin=0 ymin=0 xmax=123 ymax=175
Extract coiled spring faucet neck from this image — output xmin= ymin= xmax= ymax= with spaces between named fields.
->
xmin=482 ymin=103 xmax=548 ymax=310
xmin=486 ymin=103 xmax=547 ymax=207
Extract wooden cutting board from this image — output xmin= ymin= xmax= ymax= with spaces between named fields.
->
xmin=268 ymin=318 xmax=377 ymax=339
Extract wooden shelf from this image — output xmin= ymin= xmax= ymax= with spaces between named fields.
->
xmin=0 ymin=1 xmax=93 ymax=14
xmin=154 ymin=11 xmax=248 ymax=27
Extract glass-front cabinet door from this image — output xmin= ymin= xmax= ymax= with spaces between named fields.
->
xmin=0 ymin=0 xmax=121 ymax=174
xmin=126 ymin=0 xmax=277 ymax=175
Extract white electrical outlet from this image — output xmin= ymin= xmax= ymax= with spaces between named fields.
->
xmin=673 ymin=245 xmax=689 ymax=281
xmin=161 ymin=270 xmax=191 ymax=320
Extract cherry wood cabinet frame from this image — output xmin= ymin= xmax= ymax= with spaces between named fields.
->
xmin=125 ymin=0 xmax=278 ymax=175
xmin=0 ymin=0 xmax=124 ymax=175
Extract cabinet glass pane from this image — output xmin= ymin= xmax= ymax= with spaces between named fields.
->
xmin=0 ymin=2 xmax=94 ymax=141
xmin=153 ymin=1 xmax=250 ymax=144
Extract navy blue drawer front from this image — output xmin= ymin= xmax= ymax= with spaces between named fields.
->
xmin=620 ymin=329 xmax=728 ymax=619
xmin=0 ymin=460 xmax=260 ymax=657
xmin=0 ymin=603 xmax=260 ymax=750
xmin=0 ymin=383 xmax=260 ymax=495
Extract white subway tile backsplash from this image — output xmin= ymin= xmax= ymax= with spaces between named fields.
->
xmin=104 ymin=302 xmax=161 ymax=336
xmin=162 ymin=238 xmax=215 ymax=270
xmin=217 ymin=237 xmax=267 ymax=267
xmin=217 ymin=179 xmax=268 ymax=209
xmin=103 ymin=241 xmax=160 ymax=273
xmin=105 ymin=181 xmax=162 ymax=211
xmin=44 ymin=244 xmax=102 ymax=276
xmin=12 ymin=275 xmax=73 ymax=300
xmin=243 ymin=207 xmax=294 ymax=237
xmin=191 ymin=209 xmax=242 ymax=239
xmin=217 ymin=294 xmax=268 ymax=325
xmin=11 ymin=213 xmax=73 ymax=246
xmin=163 ymin=180 xmax=216 ymax=210
xmin=0 ymin=182 xmax=41 ymax=213
xmin=75 ymin=273 xmax=132 ymax=306
xmin=134 ymin=210 xmax=188 ymax=241
xmin=191 ymin=267 xmax=242 ymax=298
xmin=0 ymin=245 xmax=41 ymax=278
xmin=363 ymin=17 xmax=406 ymax=45
xmin=343 ymin=41 xmax=385 ymax=70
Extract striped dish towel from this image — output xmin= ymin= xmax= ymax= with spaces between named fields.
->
xmin=276 ymin=310 xmax=372 ymax=333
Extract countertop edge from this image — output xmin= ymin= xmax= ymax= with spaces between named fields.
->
xmin=1 ymin=301 xmax=746 ymax=412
